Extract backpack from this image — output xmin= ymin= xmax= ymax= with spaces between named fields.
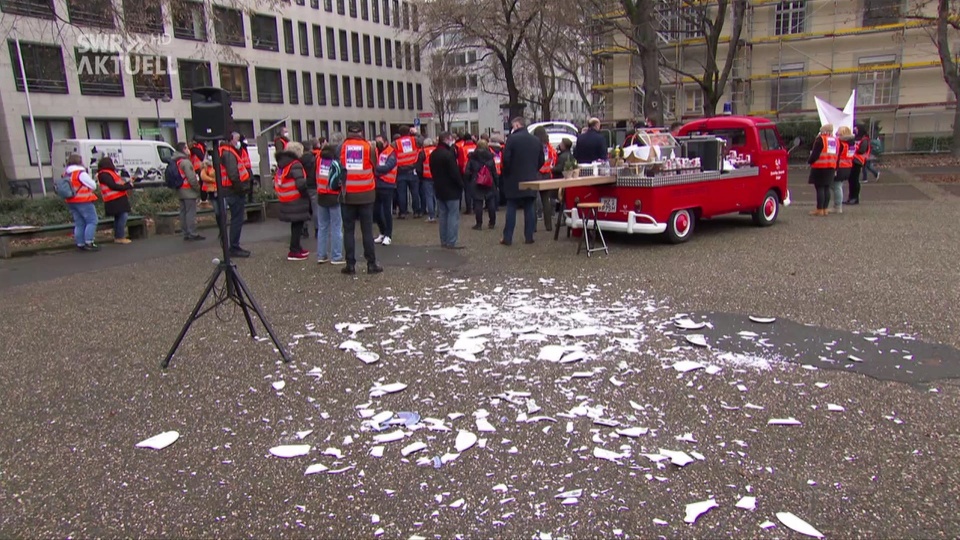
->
xmin=54 ymin=172 xmax=78 ymax=199
xmin=327 ymin=160 xmax=345 ymax=192
xmin=476 ymin=163 xmax=494 ymax=188
xmin=870 ymin=138 xmax=883 ymax=155
xmin=164 ymin=158 xmax=185 ymax=189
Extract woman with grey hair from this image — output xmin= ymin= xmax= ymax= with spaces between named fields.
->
xmin=274 ymin=141 xmax=312 ymax=260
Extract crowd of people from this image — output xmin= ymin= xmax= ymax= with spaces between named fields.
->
xmin=807 ymin=123 xmax=879 ymax=215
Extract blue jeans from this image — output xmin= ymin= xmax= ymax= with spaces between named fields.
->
xmin=374 ymin=188 xmax=394 ymax=237
xmin=437 ymin=199 xmax=460 ymax=247
xmin=113 ymin=211 xmax=128 ymax=239
xmin=397 ymin=170 xmax=421 ymax=216
xmin=224 ymin=193 xmax=245 ymax=250
xmin=69 ymin=202 xmax=98 ymax=246
xmin=317 ymin=204 xmax=344 ymax=261
xmin=502 ymin=197 xmax=536 ymax=244
xmin=421 ymin=180 xmax=436 ymax=219
xmin=862 ymin=159 xmax=879 ymax=181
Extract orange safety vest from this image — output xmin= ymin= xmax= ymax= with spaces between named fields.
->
xmin=239 ymin=147 xmax=252 ymax=172
xmin=274 ymin=137 xmax=289 ymax=151
xmin=66 ymin=170 xmax=97 ymax=204
xmin=493 ymin=150 xmax=502 ymax=175
xmin=273 ymin=162 xmax=301 ymax=202
xmin=456 ymin=141 xmax=476 ymax=173
xmin=316 ymin=158 xmax=340 ymax=195
xmin=853 ymin=136 xmax=871 ymax=164
xmin=189 ymin=142 xmax=206 ymax=171
xmin=394 ymin=135 xmax=420 ymax=167
xmin=219 ymin=145 xmax=251 ymax=186
xmin=201 ymin=166 xmax=217 ymax=192
xmin=421 ymin=146 xmax=436 ymax=180
xmin=378 ymin=145 xmax=397 ymax=185
xmin=540 ymin=144 xmax=557 ymax=175
xmin=98 ymin=169 xmax=129 ymax=202
xmin=340 ymin=139 xmax=376 ymax=194
xmin=837 ymin=141 xmax=854 ymax=169
xmin=811 ymin=134 xmax=838 ymax=169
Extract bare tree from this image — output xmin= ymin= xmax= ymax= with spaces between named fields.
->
xmin=908 ymin=0 xmax=960 ymax=155
xmin=553 ymin=20 xmax=595 ymax=116
xmin=427 ymin=49 xmax=465 ymax=131
xmin=522 ymin=10 xmax=560 ymax=121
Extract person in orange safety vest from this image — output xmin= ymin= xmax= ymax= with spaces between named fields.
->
xmin=807 ymin=124 xmax=837 ymax=216
xmin=63 ymin=153 xmax=100 ymax=251
xmin=339 ymin=123 xmax=382 ymax=274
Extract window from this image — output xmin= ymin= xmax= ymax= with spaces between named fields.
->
xmin=287 ymin=70 xmax=299 ymax=104
xmin=123 ymin=0 xmax=162 ymax=34
xmin=775 ymin=1 xmax=805 ymax=36
xmin=414 ymin=44 xmax=421 ymax=71
xmin=86 ymin=119 xmax=130 ymax=139
xmin=387 ymin=82 xmax=395 ymax=108
xmin=759 ymin=127 xmax=782 ymax=150
xmin=332 ymin=121 xmax=342 ymax=134
xmin=375 ymin=37 xmax=383 ymax=66
xmin=67 ymin=0 xmax=114 ymax=28
xmin=303 ymin=72 xmax=314 ymax=105
xmin=771 ymin=62 xmax=804 ymax=112
xmin=306 ymin=120 xmax=316 ymax=137
xmin=9 ymin=42 xmax=67 ymax=94
xmin=354 ymin=77 xmax=363 ymax=108
xmin=366 ymin=78 xmax=375 ymax=108
xmin=392 ymin=0 xmax=399 ymax=27
xmin=363 ymin=35 xmax=372 ymax=65
xmin=469 ymin=98 xmax=478 ymax=112
xmin=219 ymin=64 xmax=251 ymax=102
xmin=255 ymin=67 xmax=283 ymax=103
xmin=395 ymin=41 xmax=403 ymax=69
xmin=178 ymin=59 xmax=212 ymax=100
xmin=407 ymin=83 xmax=414 ymax=110
xmin=312 ymin=24 xmax=323 ymax=57
xmin=368 ymin=121 xmax=377 ymax=137
xmin=311 ymin=0 xmax=319 ymax=8
xmin=857 ymin=55 xmax=897 ymax=106
xmin=415 ymin=83 xmax=422 ymax=110
xmin=317 ymin=73 xmax=327 ymax=105
xmin=1 ymin=0 xmax=54 ymax=19
xmin=342 ymin=75 xmax=352 ymax=107
xmin=377 ymin=79 xmax=385 ymax=108
xmin=684 ymin=87 xmax=703 ymax=114
xmin=402 ymin=1 xmax=409 ymax=29
xmin=324 ymin=0 xmax=332 ymax=12
xmin=214 ymin=7 xmax=245 ymax=46
xmin=298 ymin=22 xmax=308 ymax=56
xmin=863 ymin=0 xmax=901 ymax=26
xmin=23 ymin=117 xmax=74 ymax=166
xmin=336 ymin=0 xmax=344 ymax=15
xmin=372 ymin=0 xmax=380 ymax=22
xmin=468 ymin=75 xmax=478 ymax=88
xmin=361 ymin=0 xmax=369 ymax=20
xmin=76 ymin=50 xmax=122 ymax=96
xmin=349 ymin=0 xmax=357 ymax=17
xmin=397 ymin=81 xmax=405 ymax=108
xmin=326 ymin=27 xmax=336 ymax=59
xmin=252 ymin=14 xmax=279 ymax=51
xmin=330 ymin=74 xmax=340 ymax=106
xmin=385 ymin=40 xmax=393 ymax=67
xmin=351 ymin=32 xmax=361 ymax=64
xmin=339 ymin=30 xmax=348 ymax=61
xmin=404 ymin=43 xmax=411 ymax=71
xmin=283 ymin=19 xmax=294 ymax=54
xmin=292 ymin=120 xmax=302 ymax=142
xmin=171 ymin=0 xmax=207 ymax=41
xmin=411 ymin=3 xmax=418 ymax=31
xmin=131 ymin=56 xmax=171 ymax=97
xmin=260 ymin=119 xmax=282 ymax=136
xmin=382 ymin=0 xmax=389 ymax=25
xmin=319 ymin=121 xmax=330 ymax=138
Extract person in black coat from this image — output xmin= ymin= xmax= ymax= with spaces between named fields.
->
xmin=573 ymin=117 xmax=608 ymax=163
xmin=299 ymin=140 xmax=318 ymax=239
xmin=430 ymin=132 xmax=465 ymax=249
xmin=275 ymin=142 xmax=312 ymax=259
xmin=96 ymin=156 xmax=136 ymax=244
xmin=500 ymin=117 xmax=544 ymax=246
xmin=464 ymin=140 xmax=499 ymax=230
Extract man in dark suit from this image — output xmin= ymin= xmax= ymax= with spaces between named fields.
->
xmin=573 ymin=117 xmax=608 ymax=164
xmin=500 ymin=117 xmax=544 ymax=246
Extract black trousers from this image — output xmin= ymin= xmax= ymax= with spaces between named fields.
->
xmin=290 ymin=221 xmax=304 ymax=252
xmin=473 ymin=190 xmax=497 ymax=226
xmin=341 ymin=203 xmax=377 ymax=267
xmin=815 ymin=184 xmax=832 ymax=210
xmin=848 ymin=163 xmax=863 ymax=201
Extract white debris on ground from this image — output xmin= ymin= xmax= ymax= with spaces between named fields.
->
xmin=248 ymin=278 xmax=847 ymax=537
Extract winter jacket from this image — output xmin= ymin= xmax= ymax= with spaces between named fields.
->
xmin=573 ymin=128 xmax=607 ymax=163
xmin=340 ymin=135 xmax=377 ymax=206
xmin=275 ymin=150 xmax=312 ymax=223
xmin=172 ymin=151 xmax=200 ymax=200
xmin=552 ymin=149 xmax=573 ymax=179
xmin=96 ymin=167 xmax=133 ymax=216
xmin=300 ymin=150 xmax=318 ymax=191
xmin=835 ymin=136 xmax=856 ymax=182
xmin=501 ymin=128 xmax=544 ymax=200
xmin=464 ymin=148 xmax=498 ymax=199
xmin=200 ymin=165 xmax=217 ymax=194
xmin=430 ymin=142 xmax=464 ymax=202
xmin=375 ymin=145 xmax=398 ymax=190
xmin=806 ymin=136 xmax=836 ymax=187
xmin=220 ymin=146 xmax=244 ymax=196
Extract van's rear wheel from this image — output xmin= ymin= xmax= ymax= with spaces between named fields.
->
xmin=664 ymin=209 xmax=695 ymax=244
xmin=752 ymin=190 xmax=779 ymax=227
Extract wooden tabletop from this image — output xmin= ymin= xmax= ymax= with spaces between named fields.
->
xmin=518 ymin=175 xmax=617 ymax=191
xmin=576 ymin=202 xmax=604 ymax=209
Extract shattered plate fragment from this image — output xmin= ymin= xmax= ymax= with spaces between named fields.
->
xmin=685 ymin=334 xmax=708 ymax=348
xmin=659 ymin=449 xmax=695 ymax=467
xmin=476 ymin=418 xmax=496 ymax=433
xmin=768 ymin=417 xmax=802 ymax=426
xmin=538 ymin=345 xmax=566 ymax=362
xmin=372 ymin=430 xmax=406 ymax=443
xmin=616 ymin=427 xmax=649 ymax=438
xmin=555 ymin=489 xmax=583 ymax=499
xmin=827 ymin=404 xmax=845 ymax=412
xmin=304 ymin=463 xmax=329 ymax=475
xmin=370 ymin=382 xmax=408 ymax=397
xmin=269 ymin=444 xmax=311 ymax=458
xmin=749 ymin=316 xmax=777 ymax=324
xmin=455 ymin=430 xmax=478 ymax=452
xmin=674 ymin=318 xmax=707 ymax=331
xmin=401 ymin=441 xmax=427 ymax=457
xmin=776 ymin=512 xmax=824 ymax=538
xmin=272 ymin=380 xmax=286 ymax=391
xmin=735 ymin=496 xmax=756 ymax=511
xmin=671 ymin=360 xmax=705 ymax=373
xmin=356 ymin=351 xmax=380 ymax=364
xmin=339 ymin=340 xmax=364 ymax=351
xmin=684 ymin=499 xmax=718 ymax=524
xmin=135 ymin=431 xmax=180 ymax=450
xmin=593 ymin=447 xmax=626 ymax=462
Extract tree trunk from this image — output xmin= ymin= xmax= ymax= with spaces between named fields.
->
xmin=640 ymin=44 xmax=663 ymax=125
xmin=951 ymin=106 xmax=960 ymax=157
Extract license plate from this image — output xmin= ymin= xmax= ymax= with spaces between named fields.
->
xmin=599 ymin=197 xmax=617 ymax=213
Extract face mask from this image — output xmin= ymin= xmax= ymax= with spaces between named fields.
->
xmin=234 ymin=141 xmax=241 ymax=149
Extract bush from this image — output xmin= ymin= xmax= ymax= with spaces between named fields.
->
xmin=254 ymin=187 xmax=278 ymax=203
xmin=0 ymin=187 xmax=180 ymax=227
xmin=776 ymin=118 xmax=821 ymax=151
xmin=129 ymin=188 xmax=179 ymax=217
xmin=911 ymin=136 xmax=953 ymax=153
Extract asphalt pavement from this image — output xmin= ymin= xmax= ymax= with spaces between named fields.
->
xmin=2 ymin=174 xmax=960 ymax=538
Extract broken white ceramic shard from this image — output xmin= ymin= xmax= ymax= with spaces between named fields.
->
xmin=370 ymin=382 xmax=407 ymax=397
xmin=676 ymin=432 xmax=697 ymax=443
xmin=559 ymin=350 xmax=587 ymax=364
xmin=684 ymin=499 xmax=718 ymax=524
xmin=296 ymin=430 xmax=313 ymax=440
xmin=560 ymin=498 xmax=579 ymax=506
xmin=749 ymin=316 xmax=776 ymax=324
xmin=460 ymin=327 xmax=492 ymax=339
xmin=476 ymin=417 xmax=496 ymax=433
xmin=643 ymin=453 xmax=669 ymax=463
xmin=370 ymin=411 xmax=394 ymax=426
xmin=455 ymin=430 xmax=478 ymax=452
xmin=814 ymin=382 xmax=829 ymax=389
xmin=653 ymin=519 xmax=669 ymax=526
xmin=848 ymin=355 xmax=864 ymax=363
xmin=705 ymin=365 xmax=722 ymax=375
xmin=449 ymin=498 xmax=465 ymax=508
xmin=492 ymin=483 xmax=508 ymax=493
xmin=827 ymin=404 xmax=845 ymax=412
xmin=616 ymin=427 xmax=649 ymax=438
xmin=372 ymin=430 xmax=406 ymax=443
xmin=735 ymin=496 xmax=756 ymax=511
xmin=304 ymin=463 xmax=329 ymax=475
xmin=538 ymin=345 xmax=566 ymax=362
xmin=356 ymin=351 xmax=380 ymax=364
xmin=593 ymin=447 xmax=626 ymax=462
xmin=744 ymin=403 xmax=764 ymax=410
xmin=675 ymin=318 xmax=707 ymax=331
xmin=339 ymin=340 xmax=364 ymax=351
xmin=272 ymin=380 xmax=286 ymax=390
xmin=321 ymin=447 xmax=343 ymax=459
xmin=371 ymin=514 xmax=381 ymax=524
xmin=440 ymin=452 xmax=460 ymax=464
xmin=555 ymin=489 xmax=583 ymax=499
xmin=370 ymin=446 xmax=385 ymax=457
xmin=135 ymin=431 xmax=180 ymax=450
xmin=659 ymin=449 xmax=695 ymax=467
xmin=760 ymin=521 xmax=776 ymax=529
xmin=776 ymin=512 xmax=824 ymax=538
xmin=768 ymin=417 xmax=802 ymax=426
xmin=738 ymin=331 xmax=759 ymax=338
xmin=671 ymin=360 xmax=705 ymax=373
xmin=269 ymin=444 xmax=311 ymax=458
xmin=685 ymin=334 xmax=708 ymax=348
xmin=401 ymin=441 xmax=427 ymax=457
xmin=690 ymin=451 xmax=705 ymax=461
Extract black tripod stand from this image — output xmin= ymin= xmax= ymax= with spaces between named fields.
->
xmin=162 ymin=140 xmax=290 ymax=369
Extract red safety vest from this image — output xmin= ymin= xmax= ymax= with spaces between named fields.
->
xmin=316 ymin=158 xmax=340 ymax=195
xmin=201 ymin=166 xmax=217 ymax=193
xmin=378 ymin=145 xmax=397 ymax=185
xmin=98 ymin=169 xmax=128 ymax=202
xmin=421 ymin=146 xmax=436 ymax=180
xmin=274 ymin=137 xmax=289 ymax=151
xmin=66 ymin=170 xmax=97 ymax=204
xmin=811 ymin=134 xmax=838 ymax=169
xmin=189 ymin=142 xmax=206 ymax=171
xmin=219 ymin=145 xmax=251 ymax=186
xmin=239 ymin=147 xmax=252 ymax=173
xmin=394 ymin=135 xmax=420 ymax=167
xmin=273 ymin=162 xmax=301 ymax=202
xmin=540 ymin=144 xmax=557 ymax=175
xmin=340 ymin=139 xmax=376 ymax=194
xmin=853 ymin=136 xmax=871 ymax=164
xmin=493 ymin=150 xmax=502 ymax=175
xmin=456 ymin=141 xmax=476 ymax=173
xmin=837 ymin=141 xmax=854 ymax=169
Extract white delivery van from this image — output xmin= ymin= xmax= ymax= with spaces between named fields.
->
xmin=52 ymin=139 xmax=176 ymax=186
xmin=528 ymin=121 xmax=580 ymax=149
xmin=246 ymin=144 xmax=277 ymax=181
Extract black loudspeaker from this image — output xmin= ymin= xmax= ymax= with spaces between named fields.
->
xmin=191 ymin=87 xmax=233 ymax=141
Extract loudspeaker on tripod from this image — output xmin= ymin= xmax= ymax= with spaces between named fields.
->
xmin=191 ymin=87 xmax=234 ymax=141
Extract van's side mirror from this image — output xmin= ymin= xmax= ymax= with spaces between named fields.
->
xmin=790 ymin=137 xmax=801 ymax=150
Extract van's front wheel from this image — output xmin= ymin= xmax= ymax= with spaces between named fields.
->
xmin=664 ymin=209 xmax=695 ymax=244
xmin=752 ymin=190 xmax=779 ymax=227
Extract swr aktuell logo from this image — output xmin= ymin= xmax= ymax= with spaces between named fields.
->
xmin=76 ymin=33 xmax=176 ymax=76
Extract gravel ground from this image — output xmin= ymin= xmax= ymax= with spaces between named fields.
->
xmin=1 ymin=194 xmax=960 ymax=539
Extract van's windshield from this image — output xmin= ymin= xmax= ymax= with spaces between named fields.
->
xmin=157 ymin=145 xmax=174 ymax=162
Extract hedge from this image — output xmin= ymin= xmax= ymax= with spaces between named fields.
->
xmin=0 ymin=188 xmax=180 ymax=227
xmin=911 ymin=136 xmax=953 ymax=153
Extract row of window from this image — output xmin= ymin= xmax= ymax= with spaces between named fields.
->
xmin=0 ymin=0 xmax=419 ymax=35
xmin=8 ymin=41 xmax=424 ymax=111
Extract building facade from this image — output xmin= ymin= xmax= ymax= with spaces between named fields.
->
xmin=0 ymin=0 xmax=429 ymax=190
xmin=591 ymin=0 xmax=956 ymax=151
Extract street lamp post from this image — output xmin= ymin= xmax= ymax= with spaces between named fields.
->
xmin=140 ymin=91 xmax=172 ymax=141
